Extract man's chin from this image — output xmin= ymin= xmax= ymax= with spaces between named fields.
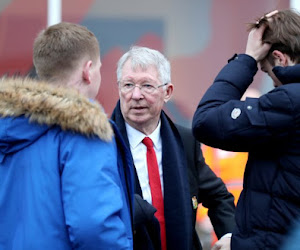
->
xmin=126 ymin=112 xmax=146 ymax=121
xmin=129 ymin=108 xmax=148 ymax=117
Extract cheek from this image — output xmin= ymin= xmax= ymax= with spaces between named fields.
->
xmin=149 ymin=97 xmax=164 ymax=112
xmin=120 ymin=94 xmax=130 ymax=109
xmin=147 ymin=93 xmax=163 ymax=104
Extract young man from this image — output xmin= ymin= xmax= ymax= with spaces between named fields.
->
xmin=0 ymin=22 xmax=133 ymax=249
xmin=192 ymin=10 xmax=300 ymax=250
xmin=111 ymin=46 xmax=235 ymax=250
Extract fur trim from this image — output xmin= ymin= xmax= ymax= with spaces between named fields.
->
xmin=0 ymin=77 xmax=113 ymax=141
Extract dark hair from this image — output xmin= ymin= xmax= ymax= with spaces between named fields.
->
xmin=248 ymin=9 xmax=300 ymax=63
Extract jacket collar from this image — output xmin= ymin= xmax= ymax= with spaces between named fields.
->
xmin=273 ymin=64 xmax=300 ymax=84
xmin=0 ymin=77 xmax=113 ymax=141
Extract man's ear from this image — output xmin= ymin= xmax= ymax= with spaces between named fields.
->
xmin=272 ymin=50 xmax=289 ymax=66
xmin=82 ymin=60 xmax=93 ymax=84
xmin=164 ymin=83 xmax=174 ymax=103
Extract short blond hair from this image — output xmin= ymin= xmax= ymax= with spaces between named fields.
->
xmin=33 ymin=22 xmax=99 ymax=81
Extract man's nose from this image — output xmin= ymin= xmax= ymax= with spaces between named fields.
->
xmin=131 ymin=86 xmax=143 ymax=99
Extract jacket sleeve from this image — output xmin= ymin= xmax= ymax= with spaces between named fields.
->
xmin=192 ymin=54 xmax=295 ymax=152
xmin=60 ymin=132 xmax=131 ymax=250
xmin=195 ymin=142 xmax=236 ymax=238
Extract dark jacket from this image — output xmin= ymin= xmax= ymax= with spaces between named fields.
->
xmin=192 ymin=55 xmax=300 ymax=250
xmin=112 ymin=101 xmax=235 ymax=250
xmin=0 ymin=78 xmax=134 ymax=250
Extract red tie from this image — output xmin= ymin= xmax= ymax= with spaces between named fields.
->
xmin=142 ymin=137 xmax=167 ymax=250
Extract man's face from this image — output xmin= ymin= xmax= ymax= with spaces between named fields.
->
xmin=259 ymin=58 xmax=282 ymax=87
xmin=119 ymin=59 xmax=172 ymax=134
xmin=89 ymin=56 xmax=102 ymax=99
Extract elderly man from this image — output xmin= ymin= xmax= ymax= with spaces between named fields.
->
xmin=111 ymin=46 xmax=235 ymax=250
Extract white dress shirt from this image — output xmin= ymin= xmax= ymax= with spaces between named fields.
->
xmin=125 ymin=121 xmax=163 ymax=204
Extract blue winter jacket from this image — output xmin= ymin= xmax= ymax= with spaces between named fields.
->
xmin=192 ymin=55 xmax=300 ymax=250
xmin=0 ymin=78 xmax=133 ymax=250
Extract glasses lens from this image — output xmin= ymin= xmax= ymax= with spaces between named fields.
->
xmin=141 ymin=84 xmax=155 ymax=94
xmin=119 ymin=82 xmax=161 ymax=94
xmin=120 ymin=82 xmax=134 ymax=93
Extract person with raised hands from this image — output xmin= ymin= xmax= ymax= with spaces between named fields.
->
xmin=193 ymin=9 xmax=300 ymax=250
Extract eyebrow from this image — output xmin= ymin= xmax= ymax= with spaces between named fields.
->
xmin=123 ymin=77 xmax=156 ymax=83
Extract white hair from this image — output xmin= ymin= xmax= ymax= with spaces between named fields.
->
xmin=116 ymin=46 xmax=171 ymax=84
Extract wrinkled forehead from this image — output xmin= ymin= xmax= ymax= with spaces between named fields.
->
xmin=126 ymin=58 xmax=158 ymax=72
xmin=122 ymin=59 xmax=160 ymax=78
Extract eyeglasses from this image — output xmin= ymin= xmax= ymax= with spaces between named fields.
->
xmin=118 ymin=81 xmax=168 ymax=94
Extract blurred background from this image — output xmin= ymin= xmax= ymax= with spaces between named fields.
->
xmin=0 ymin=0 xmax=298 ymax=249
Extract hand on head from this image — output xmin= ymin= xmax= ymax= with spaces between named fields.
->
xmin=255 ymin=10 xmax=279 ymax=27
xmin=245 ymin=10 xmax=278 ymax=62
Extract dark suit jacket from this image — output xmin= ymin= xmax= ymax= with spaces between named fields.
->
xmin=111 ymin=101 xmax=235 ymax=250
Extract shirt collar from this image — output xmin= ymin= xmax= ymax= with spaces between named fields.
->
xmin=125 ymin=121 xmax=161 ymax=150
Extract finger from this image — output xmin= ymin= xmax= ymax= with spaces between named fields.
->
xmin=255 ymin=21 xmax=269 ymax=34
xmin=256 ymin=10 xmax=278 ymax=28
xmin=250 ymin=23 xmax=266 ymax=37
xmin=265 ymin=10 xmax=278 ymax=18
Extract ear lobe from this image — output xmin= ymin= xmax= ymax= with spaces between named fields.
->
xmin=82 ymin=60 xmax=93 ymax=84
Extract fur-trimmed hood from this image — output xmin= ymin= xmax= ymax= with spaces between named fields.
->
xmin=0 ymin=77 xmax=113 ymax=156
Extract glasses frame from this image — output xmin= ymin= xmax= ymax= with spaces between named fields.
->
xmin=118 ymin=81 xmax=168 ymax=94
